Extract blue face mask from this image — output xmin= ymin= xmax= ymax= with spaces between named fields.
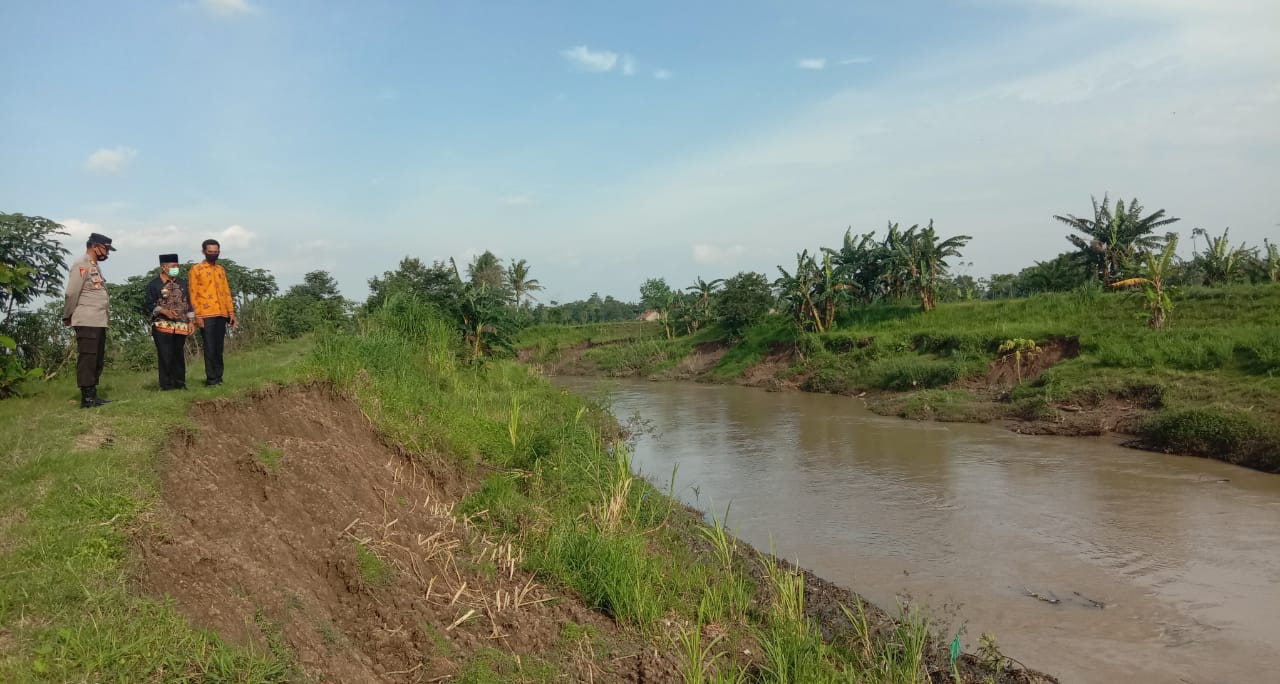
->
xmin=167 ymin=267 xmax=180 ymax=277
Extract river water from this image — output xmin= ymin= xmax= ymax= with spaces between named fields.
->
xmin=555 ymin=377 xmax=1280 ymax=684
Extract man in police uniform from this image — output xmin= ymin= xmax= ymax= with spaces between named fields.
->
xmin=62 ymin=232 xmax=115 ymax=408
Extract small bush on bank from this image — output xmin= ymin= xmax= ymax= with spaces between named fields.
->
xmin=1140 ymin=408 xmax=1280 ymax=472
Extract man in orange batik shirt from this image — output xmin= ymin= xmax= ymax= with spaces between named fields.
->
xmin=187 ymin=238 xmax=237 ymax=386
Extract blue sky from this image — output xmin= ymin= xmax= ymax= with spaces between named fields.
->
xmin=2 ymin=0 xmax=1277 ymax=302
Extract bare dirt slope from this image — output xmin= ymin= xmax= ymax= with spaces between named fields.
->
xmin=137 ymin=385 xmax=676 ymax=683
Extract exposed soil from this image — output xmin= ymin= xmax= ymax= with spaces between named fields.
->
xmin=984 ymin=338 xmax=1080 ymax=389
xmin=137 ymin=384 xmax=678 ymax=683
xmin=661 ymin=340 xmax=728 ymax=380
xmin=739 ymin=341 xmax=805 ymax=391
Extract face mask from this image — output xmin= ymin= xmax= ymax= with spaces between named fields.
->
xmin=205 ymin=254 xmax=219 ymax=264
xmin=167 ymin=267 xmax=181 ymax=277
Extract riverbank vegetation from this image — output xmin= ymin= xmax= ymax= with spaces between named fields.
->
xmin=1 ymin=289 xmax=1048 ymax=680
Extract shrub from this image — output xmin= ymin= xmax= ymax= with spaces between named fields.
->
xmin=1140 ymin=408 xmax=1280 ymax=472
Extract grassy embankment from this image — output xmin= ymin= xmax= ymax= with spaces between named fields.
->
xmin=1 ymin=297 xmax=1035 ymax=682
xmin=518 ymin=284 xmax=1280 ymax=472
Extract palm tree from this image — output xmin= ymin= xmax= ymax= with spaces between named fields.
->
xmin=505 ymin=258 xmax=543 ymax=307
xmin=904 ymin=221 xmax=971 ymax=312
xmin=1054 ymin=194 xmax=1180 ymax=285
xmin=684 ymin=276 xmax=724 ymax=333
xmin=466 ymin=250 xmax=505 ymax=289
xmin=685 ymin=276 xmax=725 ymax=312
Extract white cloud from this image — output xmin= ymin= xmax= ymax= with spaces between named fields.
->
xmin=200 ymin=0 xmax=257 ymax=17
xmin=215 ymin=224 xmax=256 ymax=249
xmin=692 ymin=244 xmax=748 ymax=265
xmin=622 ymin=55 xmax=636 ymax=76
xmin=83 ymin=146 xmax=137 ymax=174
xmin=561 ymin=45 xmax=619 ymax=72
xmin=840 ymin=56 xmax=873 ymax=65
xmin=59 ymin=219 xmax=101 ymax=242
xmin=501 ymin=194 xmax=533 ymax=206
xmin=796 ymin=58 xmax=827 ymax=70
xmin=653 ymin=69 xmax=673 ymax=80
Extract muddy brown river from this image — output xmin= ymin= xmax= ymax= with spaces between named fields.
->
xmin=557 ymin=377 xmax=1280 ymax=684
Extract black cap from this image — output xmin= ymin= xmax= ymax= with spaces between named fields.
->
xmin=88 ymin=232 xmax=117 ymax=251
xmin=159 ymin=253 xmax=179 ymax=264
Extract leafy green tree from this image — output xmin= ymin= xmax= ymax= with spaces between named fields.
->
xmin=277 ymin=270 xmax=349 ymax=335
xmin=459 ymin=283 xmax=518 ymax=362
xmin=1018 ymin=253 xmax=1091 ymax=294
xmin=714 ymin=271 xmax=773 ymax=339
xmin=639 ymin=277 xmax=676 ymax=338
xmin=367 ymin=257 xmax=466 ymax=320
xmin=0 ymin=213 xmax=70 ymax=322
xmin=506 ymin=258 xmax=543 ymax=308
xmin=1054 ymin=194 xmax=1180 ymax=284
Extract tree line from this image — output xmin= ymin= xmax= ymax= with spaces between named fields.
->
xmin=4 ymin=194 xmax=1277 ymax=394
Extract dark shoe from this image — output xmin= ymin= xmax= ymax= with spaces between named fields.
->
xmin=80 ymin=386 xmax=110 ymax=409
xmin=205 ymin=379 xmax=223 ymax=387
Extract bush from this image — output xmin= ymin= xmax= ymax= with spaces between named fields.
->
xmin=1140 ymin=408 xmax=1280 ymax=472
xmin=1010 ymin=396 xmax=1056 ymax=421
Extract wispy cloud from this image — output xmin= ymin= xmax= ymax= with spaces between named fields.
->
xmin=621 ymin=55 xmax=636 ymax=76
xmin=839 ymin=56 xmax=873 ymax=65
xmin=653 ymin=69 xmax=673 ymax=80
xmin=501 ymin=194 xmax=533 ymax=207
xmin=59 ymin=218 xmax=102 ymax=241
xmin=692 ymin=243 xmax=747 ymax=265
xmin=83 ymin=146 xmax=137 ymax=174
xmin=796 ymin=58 xmax=827 ymax=71
xmin=561 ymin=45 xmax=620 ymax=72
xmin=199 ymin=0 xmax=257 ymax=17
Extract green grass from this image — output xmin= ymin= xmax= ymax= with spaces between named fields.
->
xmin=255 ymin=442 xmax=284 ymax=471
xmin=1 ymin=291 xmax=1014 ymax=680
xmin=321 ymin=296 xmax=973 ymax=678
xmin=0 ymin=337 xmax=312 ymax=682
xmin=354 ymin=542 xmax=394 ymax=589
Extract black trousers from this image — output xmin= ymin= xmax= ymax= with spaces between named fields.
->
xmin=152 ymin=329 xmax=187 ymax=389
xmin=74 ymin=326 xmax=107 ymax=388
xmin=201 ymin=316 xmax=228 ymax=384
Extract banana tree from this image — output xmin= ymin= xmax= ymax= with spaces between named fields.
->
xmin=904 ymin=220 xmax=971 ymax=312
xmin=1265 ymin=239 xmax=1280 ymax=283
xmin=1112 ymin=235 xmax=1179 ymax=329
xmin=1054 ymin=194 xmax=1180 ymax=284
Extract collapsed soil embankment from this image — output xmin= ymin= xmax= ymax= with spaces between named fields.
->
xmin=138 ymin=385 xmax=677 ymax=682
xmin=136 ymin=384 xmax=1055 ymax=682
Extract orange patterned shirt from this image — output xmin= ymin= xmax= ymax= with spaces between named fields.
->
xmin=187 ymin=262 xmax=235 ymax=318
